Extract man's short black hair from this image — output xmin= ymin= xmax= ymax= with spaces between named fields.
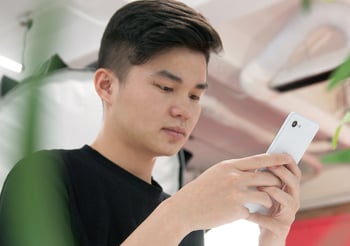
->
xmin=97 ymin=0 xmax=223 ymax=81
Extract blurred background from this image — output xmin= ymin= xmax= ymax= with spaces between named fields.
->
xmin=0 ymin=0 xmax=350 ymax=245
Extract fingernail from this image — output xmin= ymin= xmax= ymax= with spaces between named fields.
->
xmin=257 ymin=186 xmax=265 ymax=191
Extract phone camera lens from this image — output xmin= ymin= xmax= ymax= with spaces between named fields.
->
xmin=292 ymin=121 xmax=298 ymax=127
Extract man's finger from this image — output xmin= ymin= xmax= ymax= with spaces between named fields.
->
xmin=230 ymin=153 xmax=294 ymax=171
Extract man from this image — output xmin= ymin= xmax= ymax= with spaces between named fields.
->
xmin=0 ymin=0 xmax=301 ymax=245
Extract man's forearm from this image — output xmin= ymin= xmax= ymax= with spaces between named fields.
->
xmin=121 ymin=198 xmax=191 ymax=245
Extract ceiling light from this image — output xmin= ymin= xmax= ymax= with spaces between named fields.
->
xmin=0 ymin=55 xmax=23 ymax=73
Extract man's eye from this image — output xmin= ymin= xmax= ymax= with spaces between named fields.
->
xmin=157 ymin=84 xmax=173 ymax=92
xmin=190 ymin=94 xmax=200 ymax=101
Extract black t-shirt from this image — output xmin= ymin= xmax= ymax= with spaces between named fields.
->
xmin=0 ymin=145 xmax=204 ymax=246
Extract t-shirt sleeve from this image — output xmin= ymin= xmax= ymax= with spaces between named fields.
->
xmin=180 ymin=230 xmax=205 ymax=246
xmin=0 ymin=150 xmax=79 ymax=246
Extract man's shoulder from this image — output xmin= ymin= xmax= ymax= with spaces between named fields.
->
xmin=14 ymin=148 xmax=73 ymax=168
xmin=0 ymin=148 xmax=82 ymax=203
xmin=6 ymin=147 xmax=85 ymax=182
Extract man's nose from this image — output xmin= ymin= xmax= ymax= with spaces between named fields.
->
xmin=169 ymin=102 xmax=191 ymax=120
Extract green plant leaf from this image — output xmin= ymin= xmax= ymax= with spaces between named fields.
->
xmin=328 ymin=55 xmax=350 ymax=91
xmin=302 ymin=0 xmax=311 ymax=11
xmin=321 ymin=149 xmax=350 ymax=164
xmin=331 ymin=112 xmax=350 ymax=149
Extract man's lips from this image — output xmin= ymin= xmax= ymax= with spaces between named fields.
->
xmin=162 ymin=127 xmax=187 ymax=137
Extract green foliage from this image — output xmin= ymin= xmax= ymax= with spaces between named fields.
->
xmin=323 ymin=56 xmax=350 ymax=164
xmin=303 ymin=0 xmax=350 ymax=164
xmin=321 ymin=149 xmax=350 ymax=164
xmin=2 ymin=0 xmax=74 ymax=242
xmin=302 ymin=0 xmax=311 ymax=11
xmin=322 ymin=60 xmax=350 ymax=164
xmin=327 ymin=55 xmax=350 ymax=91
xmin=331 ymin=112 xmax=350 ymax=149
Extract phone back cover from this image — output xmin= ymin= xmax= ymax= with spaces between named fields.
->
xmin=266 ymin=112 xmax=319 ymax=164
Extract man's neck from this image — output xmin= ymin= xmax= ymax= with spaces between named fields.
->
xmin=90 ymin=133 xmax=155 ymax=184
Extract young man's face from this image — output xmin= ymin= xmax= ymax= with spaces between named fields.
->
xmin=106 ymin=47 xmax=208 ymax=157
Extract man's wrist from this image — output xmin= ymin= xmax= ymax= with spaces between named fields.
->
xmin=259 ymin=228 xmax=289 ymax=246
xmin=158 ymin=197 xmax=193 ymax=238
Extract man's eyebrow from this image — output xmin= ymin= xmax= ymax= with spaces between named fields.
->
xmin=154 ymin=70 xmax=183 ymax=83
xmin=153 ymin=69 xmax=208 ymax=90
xmin=196 ymin=83 xmax=208 ymax=90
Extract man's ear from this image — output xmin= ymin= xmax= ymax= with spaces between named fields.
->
xmin=94 ymin=68 xmax=118 ymax=105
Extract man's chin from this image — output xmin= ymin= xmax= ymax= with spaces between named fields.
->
xmin=157 ymin=146 xmax=183 ymax=157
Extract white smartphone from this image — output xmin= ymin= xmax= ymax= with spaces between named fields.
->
xmin=265 ymin=112 xmax=320 ymax=163
xmin=245 ymin=112 xmax=319 ymax=214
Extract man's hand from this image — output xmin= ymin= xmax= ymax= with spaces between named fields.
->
xmin=167 ymin=153 xmax=295 ymax=232
xmin=246 ymin=159 xmax=301 ymax=246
